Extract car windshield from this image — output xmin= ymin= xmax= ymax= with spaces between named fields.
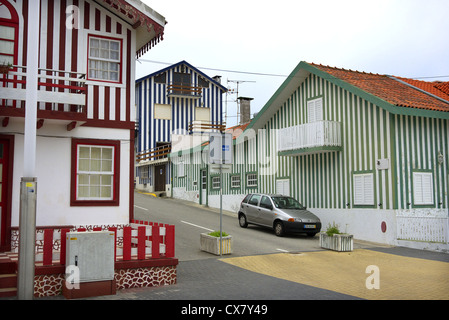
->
xmin=271 ymin=196 xmax=305 ymax=209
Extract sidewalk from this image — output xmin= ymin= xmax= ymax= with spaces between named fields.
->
xmin=35 ymin=242 xmax=447 ymax=301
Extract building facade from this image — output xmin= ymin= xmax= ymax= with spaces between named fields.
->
xmin=172 ymin=61 xmax=449 ymax=249
xmin=135 ymin=60 xmax=226 ymax=195
xmin=0 ymin=0 xmax=166 ymax=252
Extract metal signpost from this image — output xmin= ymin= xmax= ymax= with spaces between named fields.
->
xmin=18 ymin=0 xmax=40 ymax=300
xmin=209 ymin=132 xmax=232 ymax=255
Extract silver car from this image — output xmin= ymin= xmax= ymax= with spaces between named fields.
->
xmin=238 ymin=193 xmax=322 ymax=237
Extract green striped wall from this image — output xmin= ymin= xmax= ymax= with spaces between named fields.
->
xmin=173 ymin=72 xmax=449 ymax=211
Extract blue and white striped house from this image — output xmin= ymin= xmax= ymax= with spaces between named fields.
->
xmin=135 ymin=61 xmax=227 ymax=195
xmin=171 ymin=61 xmax=449 ymax=251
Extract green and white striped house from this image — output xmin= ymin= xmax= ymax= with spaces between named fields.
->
xmin=170 ymin=61 xmax=449 ymax=249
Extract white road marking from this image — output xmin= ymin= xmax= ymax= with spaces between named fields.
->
xmin=134 ymin=205 xmax=148 ymax=211
xmin=276 ymin=248 xmax=289 ymax=252
xmin=181 ymin=220 xmax=214 ymax=232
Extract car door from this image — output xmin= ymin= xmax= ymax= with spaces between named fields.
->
xmin=245 ymin=194 xmax=261 ymax=224
xmin=258 ymin=195 xmax=275 ymax=227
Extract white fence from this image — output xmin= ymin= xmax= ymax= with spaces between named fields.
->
xmin=278 ymin=120 xmax=341 ymax=152
xmin=396 ymin=216 xmax=449 ymax=243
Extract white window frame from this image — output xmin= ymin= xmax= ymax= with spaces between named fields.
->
xmin=246 ymin=173 xmax=258 ymax=188
xmin=413 ymin=172 xmax=434 ymax=205
xmin=230 ymin=175 xmax=241 ymax=188
xmin=76 ymin=144 xmax=115 ymax=201
xmin=88 ymin=35 xmax=122 ymax=83
xmin=211 ymin=176 xmax=221 ymax=189
xmin=353 ymin=173 xmax=374 ymax=205
xmin=177 ymin=162 xmax=185 ymax=177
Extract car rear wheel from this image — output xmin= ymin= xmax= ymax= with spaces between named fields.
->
xmin=274 ymin=221 xmax=285 ymax=237
xmin=239 ymin=213 xmax=248 ymax=228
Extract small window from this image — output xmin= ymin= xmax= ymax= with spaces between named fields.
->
xmin=413 ymin=172 xmax=434 ymax=205
xmin=231 ymin=175 xmax=241 ymax=188
xmin=353 ymin=173 xmax=374 ymax=205
xmin=211 ymin=176 xmax=220 ymax=189
xmin=0 ymin=0 xmax=19 ymax=66
xmin=154 ymin=72 xmax=166 ymax=84
xmin=246 ymin=173 xmax=257 ymax=188
xmin=198 ymin=76 xmax=209 ymax=88
xmin=71 ymin=139 xmax=120 ymax=206
xmin=88 ymin=35 xmax=122 ymax=82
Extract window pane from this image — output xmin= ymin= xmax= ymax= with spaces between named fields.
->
xmin=79 ymin=159 xmax=90 ymax=171
xmin=101 ymin=175 xmax=112 ymax=185
xmin=90 ymin=185 xmax=100 ymax=198
xmin=78 ymin=174 xmax=89 ymax=185
xmin=102 ymin=148 xmax=112 ymax=159
xmin=78 ymin=186 xmax=89 ymax=198
xmin=91 ymin=159 xmax=101 ymax=171
xmin=101 ymin=186 xmax=111 ymax=198
xmin=79 ymin=147 xmax=90 ymax=158
xmin=91 ymin=147 xmax=101 ymax=159
xmin=102 ymin=160 xmax=112 ymax=172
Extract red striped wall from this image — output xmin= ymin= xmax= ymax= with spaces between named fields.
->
xmin=10 ymin=0 xmax=135 ymax=129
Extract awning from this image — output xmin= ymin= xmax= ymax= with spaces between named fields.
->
xmin=97 ymin=0 xmax=166 ymax=57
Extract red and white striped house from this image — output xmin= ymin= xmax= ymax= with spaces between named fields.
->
xmin=0 ymin=0 xmax=176 ymax=297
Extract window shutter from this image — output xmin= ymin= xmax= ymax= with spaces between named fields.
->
xmin=307 ymin=100 xmax=315 ymax=123
xmin=413 ymin=172 xmax=434 ymax=205
xmin=315 ymin=98 xmax=323 ymax=121
xmin=353 ymin=173 xmax=374 ymax=205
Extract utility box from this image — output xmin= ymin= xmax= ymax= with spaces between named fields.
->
xmin=65 ymin=231 xmax=115 ymax=283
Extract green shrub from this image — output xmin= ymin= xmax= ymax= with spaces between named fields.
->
xmin=325 ymin=222 xmax=340 ymax=236
xmin=208 ymin=231 xmax=229 ymax=237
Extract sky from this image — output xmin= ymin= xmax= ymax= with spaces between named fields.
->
xmin=138 ymin=0 xmax=449 ymax=127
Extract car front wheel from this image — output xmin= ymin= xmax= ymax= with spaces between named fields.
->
xmin=274 ymin=221 xmax=285 ymax=237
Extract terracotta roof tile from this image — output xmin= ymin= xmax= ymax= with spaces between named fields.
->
xmin=311 ymin=63 xmax=449 ymax=113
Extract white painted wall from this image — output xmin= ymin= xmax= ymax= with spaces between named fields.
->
xmin=9 ymin=122 xmax=131 ymax=227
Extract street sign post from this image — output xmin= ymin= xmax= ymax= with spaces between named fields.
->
xmin=209 ymin=132 xmax=233 ymax=255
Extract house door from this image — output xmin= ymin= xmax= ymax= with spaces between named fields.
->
xmin=155 ymin=164 xmax=166 ymax=192
xmin=0 ymin=138 xmax=11 ymax=252
xmin=173 ymin=72 xmax=191 ymax=95
xmin=200 ymin=169 xmax=207 ymax=205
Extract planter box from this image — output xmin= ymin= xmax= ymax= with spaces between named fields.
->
xmin=319 ymin=232 xmax=353 ymax=252
xmin=200 ymin=233 xmax=232 ymax=255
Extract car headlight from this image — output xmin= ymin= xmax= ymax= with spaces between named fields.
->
xmin=287 ymin=218 xmax=302 ymax=222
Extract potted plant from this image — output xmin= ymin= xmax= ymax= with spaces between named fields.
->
xmin=200 ymin=231 xmax=232 ymax=255
xmin=0 ymin=62 xmax=13 ymax=74
xmin=319 ymin=222 xmax=353 ymax=252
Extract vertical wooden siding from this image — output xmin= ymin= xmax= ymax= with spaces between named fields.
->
xmin=136 ymin=64 xmax=224 ymax=154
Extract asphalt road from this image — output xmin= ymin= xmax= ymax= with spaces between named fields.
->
xmin=133 ymin=191 xmax=323 ymax=261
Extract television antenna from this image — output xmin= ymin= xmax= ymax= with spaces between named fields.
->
xmin=226 ymin=79 xmax=255 ymax=126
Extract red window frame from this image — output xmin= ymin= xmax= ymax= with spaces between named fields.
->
xmin=70 ymin=138 xmax=120 ymax=207
xmin=86 ymin=34 xmax=123 ymax=84
xmin=0 ymin=0 xmax=19 ymax=68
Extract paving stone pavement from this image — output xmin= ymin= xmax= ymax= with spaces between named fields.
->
xmin=67 ymin=245 xmax=449 ymax=301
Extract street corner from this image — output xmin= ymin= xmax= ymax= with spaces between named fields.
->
xmin=220 ymin=249 xmax=449 ymax=300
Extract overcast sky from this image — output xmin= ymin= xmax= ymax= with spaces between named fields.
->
xmin=139 ymin=0 xmax=449 ymax=127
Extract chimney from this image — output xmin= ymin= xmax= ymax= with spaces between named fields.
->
xmin=238 ymin=97 xmax=253 ymax=124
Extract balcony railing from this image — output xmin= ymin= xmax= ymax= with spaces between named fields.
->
xmin=167 ymin=83 xmax=202 ymax=98
xmin=278 ymin=120 xmax=341 ymax=154
xmin=0 ymin=65 xmax=86 ymax=116
xmin=188 ymin=120 xmax=226 ymax=134
xmin=136 ymin=144 xmax=172 ymax=163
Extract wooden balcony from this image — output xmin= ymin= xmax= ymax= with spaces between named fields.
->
xmin=167 ymin=83 xmax=202 ymax=98
xmin=278 ymin=120 xmax=342 ymax=155
xmin=0 ymin=65 xmax=87 ymax=129
xmin=136 ymin=144 xmax=172 ymax=163
xmin=188 ymin=120 xmax=226 ymax=134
